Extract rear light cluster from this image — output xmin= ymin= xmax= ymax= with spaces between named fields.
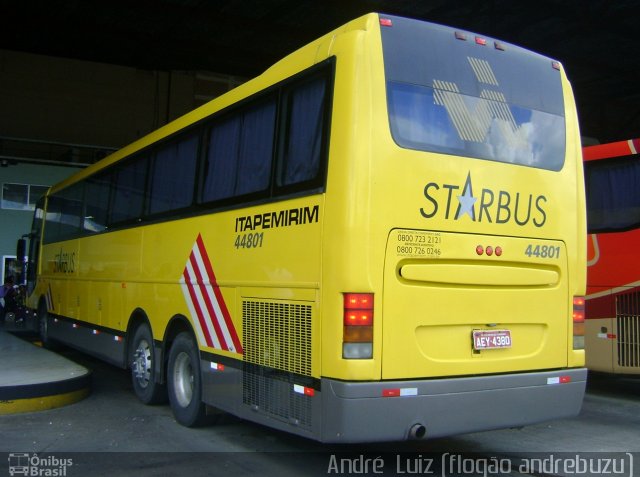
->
xmin=476 ymin=245 xmax=503 ymax=257
xmin=573 ymin=296 xmax=585 ymax=350
xmin=343 ymin=293 xmax=374 ymax=359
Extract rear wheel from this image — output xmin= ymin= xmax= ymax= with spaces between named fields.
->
xmin=130 ymin=323 xmax=166 ymax=404
xmin=167 ymin=332 xmax=208 ymax=427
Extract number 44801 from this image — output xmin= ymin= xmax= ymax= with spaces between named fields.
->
xmin=235 ymin=232 xmax=264 ymax=249
xmin=524 ymin=244 xmax=560 ymax=259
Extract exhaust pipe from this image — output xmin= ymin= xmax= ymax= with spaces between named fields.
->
xmin=408 ymin=423 xmax=427 ymax=440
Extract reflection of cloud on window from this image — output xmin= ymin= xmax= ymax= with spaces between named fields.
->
xmin=391 ymin=90 xmax=457 ymax=149
xmin=487 ymin=119 xmax=534 ymax=164
xmin=387 ymin=81 xmax=565 ymax=171
xmin=487 ymin=111 xmax=564 ymax=168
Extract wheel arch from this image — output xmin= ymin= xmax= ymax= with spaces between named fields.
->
xmin=125 ymin=308 xmax=152 ymax=361
xmin=159 ymin=313 xmax=199 ymax=385
xmin=164 ymin=315 xmax=199 ymax=387
xmin=163 ymin=314 xmax=199 ymax=363
xmin=36 ymin=295 xmax=48 ymax=316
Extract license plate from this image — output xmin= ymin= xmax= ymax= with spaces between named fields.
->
xmin=472 ymin=329 xmax=512 ymax=350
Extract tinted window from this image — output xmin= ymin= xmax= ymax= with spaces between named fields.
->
xmin=149 ymin=134 xmax=199 ymax=214
xmin=202 ymin=98 xmax=276 ymax=202
xmin=44 ymin=183 xmax=83 ymax=243
xmin=278 ymin=75 xmax=328 ymax=186
xmin=237 ymin=102 xmax=276 ymax=194
xmin=27 ymin=197 xmax=45 ymax=288
xmin=110 ymin=155 xmax=149 ymax=223
xmin=45 ymin=61 xmax=333 ymax=237
xmin=84 ymin=172 xmax=112 ymax=233
xmin=585 ymin=157 xmax=640 ymax=232
xmin=382 ymin=15 xmax=566 ymax=171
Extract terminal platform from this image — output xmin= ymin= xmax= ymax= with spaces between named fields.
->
xmin=0 ymin=325 xmax=91 ymax=415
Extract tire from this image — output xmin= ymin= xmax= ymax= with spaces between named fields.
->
xmin=130 ymin=323 xmax=167 ymax=404
xmin=167 ymin=331 xmax=208 ymax=427
xmin=38 ymin=302 xmax=57 ymax=349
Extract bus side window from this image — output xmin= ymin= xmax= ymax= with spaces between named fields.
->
xmin=202 ymin=115 xmax=241 ymax=202
xmin=201 ymin=97 xmax=276 ymax=203
xmin=235 ymin=99 xmax=276 ymax=196
xmin=44 ymin=183 xmax=84 ymax=243
xmin=585 ymin=158 xmax=640 ymax=232
xmin=278 ymin=75 xmax=328 ymax=187
xmin=84 ymin=172 xmax=112 ymax=233
xmin=149 ymin=134 xmax=199 ymax=215
xmin=110 ymin=155 xmax=149 ymax=224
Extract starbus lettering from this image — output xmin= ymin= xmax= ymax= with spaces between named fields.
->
xmin=53 ymin=249 xmax=76 ymax=274
xmin=235 ymin=205 xmax=320 ymax=232
xmin=419 ymin=172 xmax=547 ymax=227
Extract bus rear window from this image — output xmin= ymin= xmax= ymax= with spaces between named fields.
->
xmin=381 ymin=16 xmax=566 ymax=171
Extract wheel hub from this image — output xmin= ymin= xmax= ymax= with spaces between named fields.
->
xmin=132 ymin=341 xmax=152 ymax=387
xmin=173 ymin=351 xmax=194 ymax=408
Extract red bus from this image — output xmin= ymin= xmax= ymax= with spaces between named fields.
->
xmin=584 ymin=138 xmax=640 ymax=374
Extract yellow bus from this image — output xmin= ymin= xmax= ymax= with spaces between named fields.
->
xmin=18 ymin=13 xmax=587 ymax=442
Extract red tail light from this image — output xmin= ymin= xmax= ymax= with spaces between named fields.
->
xmin=573 ymin=296 xmax=585 ymax=323
xmin=573 ymin=296 xmax=585 ymax=350
xmin=343 ymin=293 xmax=374 ymax=359
xmin=344 ymin=310 xmax=373 ymax=326
xmin=344 ymin=293 xmax=373 ymax=309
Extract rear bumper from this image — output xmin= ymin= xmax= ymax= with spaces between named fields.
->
xmin=320 ymin=368 xmax=587 ymax=443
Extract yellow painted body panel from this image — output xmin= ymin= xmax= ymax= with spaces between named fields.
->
xmin=29 ymin=13 xmax=585 ymax=386
xmin=36 ymin=196 xmax=323 ymax=369
xmin=318 ymin=15 xmax=585 ymax=380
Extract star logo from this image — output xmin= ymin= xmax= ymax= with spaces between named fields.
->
xmin=455 ymin=172 xmax=477 ymax=221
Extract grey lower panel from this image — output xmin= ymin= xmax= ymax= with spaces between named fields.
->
xmin=320 ymin=368 xmax=587 ymax=443
xmin=48 ymin=317 xmax=128 ymax=368
xmin=201 ymin=358 xmax=321 ymax=440
xmin=201 ymin=360 xmax=586 ymax=443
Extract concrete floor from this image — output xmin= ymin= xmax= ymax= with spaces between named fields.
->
xmin=0 ymin=327 xmax=91 ymax=414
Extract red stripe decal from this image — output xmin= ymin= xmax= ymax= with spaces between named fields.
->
xmin=183 ymin=268 xmax=214 ymax=348
xmin=181 ymin=234 xmax=243 ymax=354
xmin=195 ymin=235 xmax=243 ymax=354
xmin=189 ymin=252 xmax=229 ymax=350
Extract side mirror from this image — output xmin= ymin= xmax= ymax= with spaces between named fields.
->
xmin=16 ymin=238 xmax=26 ymax=261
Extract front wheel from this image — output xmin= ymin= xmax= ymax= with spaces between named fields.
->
xmin=38 ymin=302 xmax=56 ymax=349
xmin=167 ymin=332 xmax=208 ymax=427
